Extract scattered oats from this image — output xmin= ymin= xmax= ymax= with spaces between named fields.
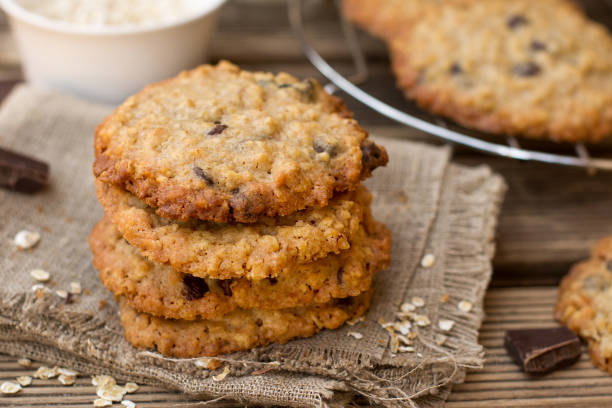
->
xmin=390 ymin=334 xmax=400 ymax=353
xmin=399 ymin=346 xmax=415 ymax=353
xmin=70 ymin=281 xmax=82 ymax=294
xmin=59 ymin=374 xmax=76 ymax=385
xmin=458 ymin=300 xmax=473 ymax=313
xmin=421 ymin=253 xmax=435 ymax=268
xmin=14 ymin=230 xmax=40 ymax=249
xmin=17 ymin=358 xmax=32 ymax=367
xmin=122 ymin=401 xmax=136 ymax=408
xmin=435 ymin=334 xmax=449 ymax=346
xmin=417 ymin=352 xmax=423 ymax=358
xmin=346 ymin=316 xmax=365 ymax=326
xmin=93 ymin=398 xmax=113 ymax=407
xmin=440 ymin=294 xmax=450 ymax=303
xmin=1 ymin=381 xmax=21 ymax=394
xmin=31 ymin=284 xmax=47 ymax=292
xmin=438 ymin=319 xmax=455 ymax=332
xmin=394 ymin=321 xmax=412 ymax=335
xmin=16 ymin=376 xmax=32 ymax=387
xmin=92 ymin=375 xmax=116 ymax=387
xmin=411 ymin=297 xmax=425 ymax=307
xmin=54 ymin=290 xmax=68 ymax=299
xmin=212 ymin=365 xmax=230 ymax=382
xmin=34 ymin=366 xmax=59 ymax=379
xmin=30 ymin=268 xmax=50 ymax=282
xmin=408 ymin=332 xmax=417 ymax=340
xmin=58 ymin=367 xmax=79 ymax=377
xmin=415 ymin=315 xmax=431 ymax=327
xmin=400 ymin=302 xmax=416 ymax=313
xmin=348 ymin=331 xmax=363 ymax=339
xmin=97 ymin=383 xmax=127 ymax=401
xmin=397 ymin=334 xmax=412 ymax=346
xmin=124 ymin=382 xmax=139 ymax=393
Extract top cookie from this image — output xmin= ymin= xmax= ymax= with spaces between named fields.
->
xmin=94 ymin=61 xmax=388 ymax=223
xmin=389 ymin=0 xmax=612 ymax=142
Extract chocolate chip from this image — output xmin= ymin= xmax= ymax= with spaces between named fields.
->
xmin=530 ymin=40 xmax=547 ymax=51
xmin=255 ymin=318 xmax=263 ymax=327
xmin=450 ymin=62 xmax=463 ymax=75
xmin=298 ymin=79 xmax=317 ymax=102
xmin=267 ymin=277 xmax=278 ymax=285
xmin=607 ymin=261 xmax=612 ymax=272
xmin=193 ymin=166 xmax=214 ymax=185
xmin=65 ymin=293 xmax=74 ymax=304
xmin=0 ymin=147 xmax=49 ymax=193
xmin=336 ymin=297 xmax=353 ymax=307
xmin=513 ymin=62 xmax=541 ymax=77
xmin=208 ymin=124 xmax=228 ymax=136
xmin=313 ymin=141 xmax=338 ymax=157
xmin=507 ymin=14 xmax=529 ymax=29
xmin=218 ymin=280 xmax=233 ymax=297
xmin=182 ymin=275 xmax=210 ymax=300
xmin=361 ymin=140 xmax=388 ymax=175
xmin=337 ymin=267 xmax=344 ymax=285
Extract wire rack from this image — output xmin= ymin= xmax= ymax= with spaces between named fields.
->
xmin=288 ymin=0 xmax=612 ymax=171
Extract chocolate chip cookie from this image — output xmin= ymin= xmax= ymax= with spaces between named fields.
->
xmin=389 ymin=0 xmax=612 ymax=142
xmin=90 ymin=216 xmax=390 ymax=320
xmin=556 ymin=237 xmax=612 ymax=373
xmin=119 ymin=290 xmax=372 ymax=357
xmin=94 ymin=61 xmax=388 ymax=223
xmin=95 ymin=180 xmax=371 ymax=280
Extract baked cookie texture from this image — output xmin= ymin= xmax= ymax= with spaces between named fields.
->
xmin=94 ymin=60 xmax=388 ymax=223
xmin=96 ymin=179 xmax=373 ymax=280
xmin=556 ymin=237 xmax=612 ymax=373
xmin=90 ymin=215 xmax=390 ymax=320
xmin=119 ymin=290 xmax=372 ymax=358
xmin=388 ymin=0 xmax=612 ymax=142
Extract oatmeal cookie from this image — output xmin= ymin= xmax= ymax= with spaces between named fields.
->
xmin=556 ymin=237 xmax=612 ymax=373
xmin=94 ymin=61 xmax=387 ymax=223
xmin=95 ymin=180 xmax=371 ymax=280
xmin=389 ymin=0 xmax=612 ymax=142
xmin=90 ymin=216 xmax=390 ymax=320
xmin=119 ymin=290 xmax=372 ymax=357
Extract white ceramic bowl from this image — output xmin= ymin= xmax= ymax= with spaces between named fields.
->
xmin=0 ymin=0 xmax=226 ymax=103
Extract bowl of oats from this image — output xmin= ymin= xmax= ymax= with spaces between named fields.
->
xmin=0 ymin=0 xmax=226 ymax=103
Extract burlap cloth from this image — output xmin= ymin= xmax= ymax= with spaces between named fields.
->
xmin=0 ymin=86 xmax=506 ymax=407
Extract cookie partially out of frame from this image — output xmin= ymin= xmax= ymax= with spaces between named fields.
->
xmin=94 ymin=61 xmax=388 ymax=223
xmin=90 ymin=216 xmax=390 ymax=321
xmin=95 ymin=180 xmax=372 ymax=280
xmin=389 ymin=0 xmax=612 ymax=142
xmin=119 ymin=290 xmax=372 ymax=357
xmin=556 ymin=237 xmax=612 ymax=373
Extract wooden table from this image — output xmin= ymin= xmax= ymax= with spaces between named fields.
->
xmin=2 ymin=1 xmax=612 ymax=406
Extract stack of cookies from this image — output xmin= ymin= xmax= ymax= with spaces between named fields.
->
xmin=90 ymin=61 xmax=391 ymax=357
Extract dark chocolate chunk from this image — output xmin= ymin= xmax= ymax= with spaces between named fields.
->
xmin=313 ymin=141 xmax=338 ymax=157
xmin=208 ymin=124 xmax=228 ymax=136
xmin=267 ymin=277 xmax=278 ymax=285
xmin=255 ymin=318 xmax=263 ymax=327
xmin=513 ymin=62 xmax=541 ymax=77
xmin=182 ymin=275 xmax=210 ymax=300
xmin=450 ymin=62 xmax=463 ymax=75
xmin=337 ymin=267 xmax=344 ymax=285
xmin=65 ymin=293 xmax=74 ymax=305
xmin=361 ymin=140 xmax=388 ymax=175
xmin=504 ymin=327 xmax=581 ymax=374
xmin=530 ymin=40 xmax=547 ymax=51
xmin=298 ymin=79 xmax=317 ymax=102
xmin=507 ymin=14 xmax=529 ymax=29
xmin=0 ymin=147 xmax=49 ymax=193
xmin=193 ymin=166 xmax=214 ymax=185
xmin=218 ymin=279 xmax=233 ymax=297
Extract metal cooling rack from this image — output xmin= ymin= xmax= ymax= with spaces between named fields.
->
xmin=288 ymin=0 xmax=612 ymax=171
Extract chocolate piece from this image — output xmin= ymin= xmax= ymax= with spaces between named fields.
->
xmin=450 ymin=62 xmax=463 ymax=75
xmin=182 ymin=275 xmax=210 ymax=300
xmin=504 ymin=327 xmax=581 ymax=374
xmin=337 ymin=267 xmax=344 ymax=285
xmin=507 ymin=14 xmax=529 ymax=29
xmin=513 ymin=62 xmax=541 ymax=77
xmin=0 ymin=147 xmax=49 ymax=193
xmin=193 ymin=166 xmax=214 ymax=185
xmin=207 ymin=124 xmax=227 ymax=136
xmin=218 ymin=279 xmax=233 ymax=297
xmin=530 ymin=40 xmax=547 ymax=51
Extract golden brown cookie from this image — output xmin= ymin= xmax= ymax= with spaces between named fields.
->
xmin=119 ymin=290 xmax=372 ymax=357
xmin=90 ymin=216 xmax=390 ymax=320
xmin=389 ymin=0 xmax=612 ymax=142
xmin=94 ymin=60 xmax=387 ymax=223
xmin=556 ymin=237 xmax=612 ymax=373
xmin=95 ymin=180 xmax=372 ymax=280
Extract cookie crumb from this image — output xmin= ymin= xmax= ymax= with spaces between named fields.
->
xmin=347 ymin=331 xmax=363 ymax=339
xmin=98 ymin=300 xmax=107 ymax=309
xmin=212 ymin=365 xmax=230 ymax=382
xmin=411 ymin=297 xmax=425 ymax=307
xmin=14 ymin=230 xmax=40 ymax=249
xmin=30 ymin=269 xmax=50 ymax=282
xmin=458 ymin=300 xmax=473 ymax=313
xmin=438 ymin=319 xmax=455 ymax=332
xmin=421 ymin=254 xmax=435 ymax=268
xmin=1 ymin=381 xmax=21 ymax=394
xmin=440 ymin=294 xmax=450 ymax=303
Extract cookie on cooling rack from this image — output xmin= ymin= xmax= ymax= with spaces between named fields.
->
xmin=90 ymin=215 xmax=389 ymax=320
xmin=389 ymin=0 xmax=612 ymax=143
xmin=94 ymin=61 xmax=387 ymax=223
xmin=556 ymin=237 xmax=612 ymax=373
xmin=119 ymin=290 xmax=372 ymax=358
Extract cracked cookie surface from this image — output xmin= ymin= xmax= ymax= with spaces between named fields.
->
xmin=556 ymin=237 xmax=612 ymax=373
xmin=96 ymin=180 xmax=373 ymax=280
xmin=94 ymin=60 xmax=387 ymax=223
xmin=388 ymin=0 xmax=612 ymax=142
xmin=119 ymin=290 xmax=372 ymax=357
xmin=90 ymin=215 xmax=390 ymax=320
